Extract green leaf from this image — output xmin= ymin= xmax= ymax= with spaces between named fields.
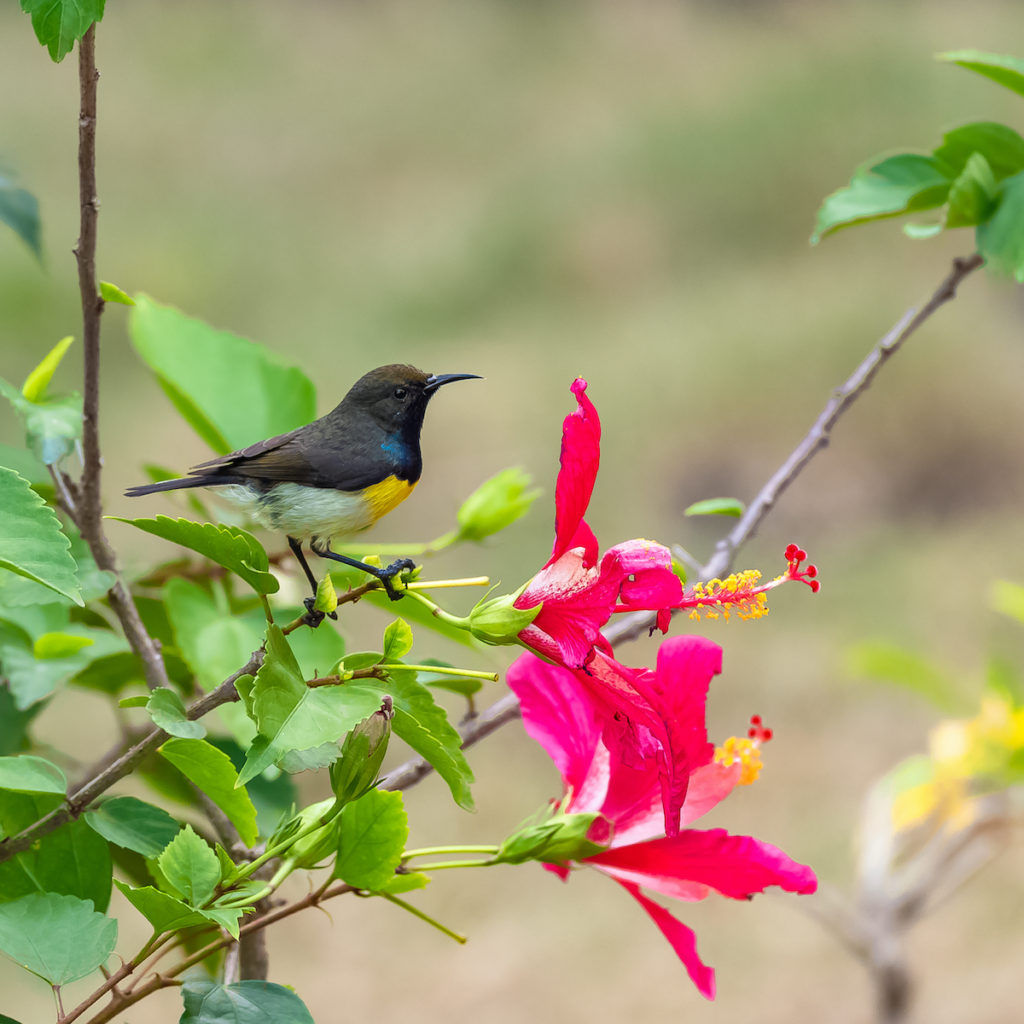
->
xmin=314 ymin=572 xmax=338 ymax=614
xmin=846 ymin=641 xmax=964 ymax=712
xmin=114 ymin=880 xmax=210 ymax=934
xmin=159 ymin=738 xmax=258 ymax=847
xmin=237 ymin=626 xmax=382 ymax=785
xmin=180 ymin=981 xmax=315 ymax=1024
xmin=110 ymin=516 xmax=279 ymax=595
xmin=0 ymin=754 xmax=66 ymax=795
xmin=946 ymin=152 xmax=999 ymax=228
xmin=385 ymin=671 xmax=475 ymax=810
xmin=85 ymin=796 xmax=180 ymax=858
xmin=812 ymin=154 xmax=950 ymax=243
xmin=382 ymin=617 xmax=413 ymax=660
xmin=939 ymin=50 xmax=1024 ymax=99
xmin=380 ymin=871 xmax=430 ymax=895
xmin=0 ymin=688 xmax=42 ymax=756
xmin=0 ymin=816 xmax=111 ymax=911
xmin=0 ymin=620 xmax=126 ymax=709
xmin=0 ymin=444 xmax=47 ymax=485
xmin=991 ymin=579 xmax=1024 ymax=623
xmin=128 ymin=295 xmax=316 ymax=454
xmin=902 ymin=221 xmax=943 ymax=239
xmin=0 ymin=379 xmax=82 ymax=466
xmin=334 ymin=789 xmax=407 ymax=890
xmin=21 ymin=336 xmax=74 ymax=403
xmin=18 ymin=0 xmax=106 ymax=62
xmin=0 ymin=173 xmax=41 ymax=260
xmin=0 ymin=468 xmax=81 ymax=604
xmin=33 ymin=631 xmax=93 ymax=659
xmin=99 ymin=281 xmax=134 ymax=306
xmin=683 ymin=496 xmax=744 ymax=517
xmin=0 ymin=893 xmax=115 ymax=985
xmin=932 ymin=122 xmax=1024 ymax=181
xmin=977 ymin=170 xmax=1024 ymax=280
xmin=163 ymin=579 xmax=262 ymax=690
xmin=146 ymin=687 xmax=205 ymax=739
xmin=157 ymin=825 xmax=220 ymax=907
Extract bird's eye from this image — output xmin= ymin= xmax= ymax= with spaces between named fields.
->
xmin=393 ymin=387 xmax=408 ymax=400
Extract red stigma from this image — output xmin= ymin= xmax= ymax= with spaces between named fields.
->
xmin=747 ymin=715 xmax=772 ymax=743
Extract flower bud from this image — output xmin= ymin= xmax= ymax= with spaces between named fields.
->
xmin=282 ymin=797 xmax=339 ymax=869
xmin=456 ymin=467 xmax=541 ymax=543
xmin=329 ymin=697 xmax=394 ymax=806
xmin=467 ymin=587 xmax=541 ymax=646
xmin=495 ymin=811 xmax=609 ymax=865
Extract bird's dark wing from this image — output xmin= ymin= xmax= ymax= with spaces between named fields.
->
xmin=189 ymin=425 xmax=394 ymax=491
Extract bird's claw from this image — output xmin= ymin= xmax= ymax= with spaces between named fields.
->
xmin=380 ymin=558 xmax=417 ymax=602
xmin=302 ymin=596 xmax=337 ymax=627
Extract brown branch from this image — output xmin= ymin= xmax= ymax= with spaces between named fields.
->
xmin=605 ymin=252 xmax=985 ymax=646
xmin=63 ymin=26 xmax=172 ymax=695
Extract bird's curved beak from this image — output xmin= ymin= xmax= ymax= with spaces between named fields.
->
xmin=424 ymin=373 xmax=482 ymax=393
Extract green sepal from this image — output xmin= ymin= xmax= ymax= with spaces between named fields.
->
xmin=495 ymin=811 xmax=607 ymax=865
xmin=467 ymin=585 xmax=541 ymax=645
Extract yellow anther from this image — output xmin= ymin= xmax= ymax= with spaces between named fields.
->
xmin=714 ymin=736 xmax=763 ymax=785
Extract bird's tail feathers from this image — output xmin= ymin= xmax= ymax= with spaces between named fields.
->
xmin=124 ymin=475 xmax=230 ymax=498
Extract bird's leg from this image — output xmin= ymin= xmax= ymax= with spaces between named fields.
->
xmin=310 ymin=540 xmax=415 ymax=602
xmin=289 ymin=535 xmax=337 ymax=625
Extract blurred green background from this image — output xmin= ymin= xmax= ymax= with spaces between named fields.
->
xmin=3 ymin=1 xmax=1024 ymax=1021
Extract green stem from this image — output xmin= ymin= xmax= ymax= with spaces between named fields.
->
xmin=404 ymin=845 xmax=499 ymax=860
xmin=259 ymin=594 xmax=274 ymax=625
xmin=379 ymin=892 xmax=467 ymax=944
xmin=379 ymin=663 xmax=498 ymax=682
xmin=233 ymin=801 xmax=341 ymax=883
xmin=408 ymin=858 xmax=495 ymax=871
xmin=405 ymin=576 xmax=490 ymax=590
xmin=401 ymin=589 xmax=471 ymax=630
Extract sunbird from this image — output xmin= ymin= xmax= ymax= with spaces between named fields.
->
xmin=126 ymin=364 xmax=479 ymax=604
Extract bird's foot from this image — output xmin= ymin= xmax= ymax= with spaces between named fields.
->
xmin=379 ymin=558 xmax=417 ymax=602
xmin=302 ymin=596 xmax=338 ymax=627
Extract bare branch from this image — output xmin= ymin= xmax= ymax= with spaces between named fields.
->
xmin=605 ymin=252 xmax=985 ymax=646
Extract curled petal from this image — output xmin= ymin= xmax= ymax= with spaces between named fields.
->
xmin=614 ymin=880 xmax=715 ymax=1000
xmin=588 ymin=828 xmax=818 ymax=902
xmin=550 ymin=378 xmax=601 ymax=564
xmin=603 ymin=539 xmax=683 ymax=611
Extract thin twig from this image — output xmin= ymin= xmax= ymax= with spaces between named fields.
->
xmin=605 ymin=252 xmax=985 ymax=646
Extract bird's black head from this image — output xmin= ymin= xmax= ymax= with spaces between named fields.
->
xmin=341 ymin=364 xmax=479 ymax=432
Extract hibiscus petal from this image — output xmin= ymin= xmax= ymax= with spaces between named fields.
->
xmin=517 ymin=549 xmax=619 ymax=669
xmin=603 ymin=539 xmax=683 ymax=610
xmin=506 ymin=653 xmax=607 ymax=807
xmin=588 ymin=827 xmax=818 ymax=902
xmin=550 ymin=378 xmax=600 ymax=564
xmin=614 ymin=880 xmax=716 ymax=1000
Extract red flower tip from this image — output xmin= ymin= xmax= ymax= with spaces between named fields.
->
xmin=783 ymin=543 xmax=820 ymax=593
xmin=746 ymin=715 xmax=773 ymax=744
xmin=570 ymin=377 xmax=589 ymax=399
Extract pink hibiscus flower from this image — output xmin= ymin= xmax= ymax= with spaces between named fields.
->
xmin=506 ymin=637 xmax=817 ymax=1000
xmin=511 ymin=378 xmax=682 ymax=668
